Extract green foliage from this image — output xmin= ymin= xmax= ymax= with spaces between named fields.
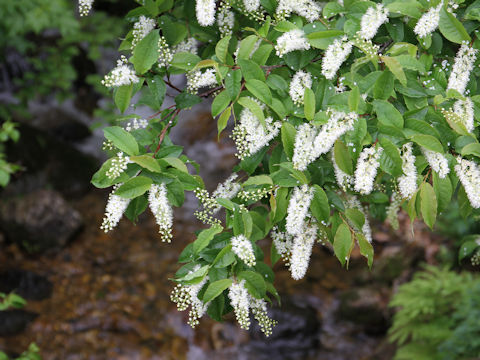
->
xmin=88 ymin=0 xmax=480 ymax=335
xmin=389 ymin=267 xmax=480 ymax=360
xmin=0 ymin=291 xmax=27 ymax=311
xmin=0 ymin=343 xmax=42 ymax=360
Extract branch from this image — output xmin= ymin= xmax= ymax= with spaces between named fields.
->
xmin=154 ymin=108 xmax=180 ymax=156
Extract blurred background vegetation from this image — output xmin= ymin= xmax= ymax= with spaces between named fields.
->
xmin=0 ymin=1 xmax=480 ymax=359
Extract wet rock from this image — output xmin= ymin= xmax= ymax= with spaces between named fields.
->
xmin=0 ymin=270 xmax=52 ymax=301
xmin=0 ymin=309 xmax=37 ymax=336
xmin=247 ymin=299 xmax=321 ymax=359
xmin=337 ymin=288 xmax=390 ymax=336
xmin=5 ymin=122 xmax=99 ymax=197
xmin=0 ymin=189 xmax=83 ymax=253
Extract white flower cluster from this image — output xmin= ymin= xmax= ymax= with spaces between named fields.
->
xmin=455 ymin=157 xmax=480 ymax=208
xmin=173 ymin=37 xmax=199 ymax=55
xmin=187 ymin=68 xmax=218 ymax=94
xmin=398 ymin=143 xmax=418 ymax=199
xmin=102 ymin=56 xmax=139 ymax=88
xmin=292 ymin=110 xmax=357 ymax=171
xmin=231 ymin=234 xmax=256 ymax=266
xmin=354 ymin=146 xmax=383 ymax=195
xmin=228 ymin=280 xmax=277 ymax=336
xmin=290 ymin=222 xmax=317 ymax=280
xmin=386 ymin=191 xmax=402 ymax=230
xmin=158 ymin=35 xmax=173 ymax=68
xmin=228 ymin=280 xmax=251 ymax=329
xmin=125 ymin=118 xmax=148 ymax=132
xmin=275 ymin=29 xmax=311 ymax=58
xmin=148 ymin=184 xmax=173 ymax=242
xmin=106 ymin=152 xmax=131 ymax=179
xmin=217 ymin=3 xmax=235 ymax=37
xmin=170 ymin=271 xmax=209 ymax=328
xmin=232 ymin=105 xmax=281 ymax=160
xmin=100 ymin=184 xmax=130 ymax=232
xmin=289 ymin=70 xmax=312 ymax=106
xmin=453 ymin=98 xmax=475 ymax=133
xmin=414 ymin=1 xmax=443 ymax=38
xmin=131 ymin=16 xmax=156 ymax=49
xmin=79 ymin=0 xmax=94 ymax=16
xmin=194 ymin=174 xmax=241 ymax=224
xmin=422 ymin=148 xmax=450 ymax=179
xmin=271 ymin=226 xmax=294 ymax=264
xmin=346 ymin=196 xmax=372 ymax=243
xmin=276 ymin=0 xmax=321 ymax=22
xmin=358 ymin=4 xmax=389 ymax=40
xmin=321 ymin=36 xmax=353 ymax=80
xmin=447 ymin=43 xmax=478 ymax=95
xmin=196 ymin=0 xmax=216 ymax=26
xmin=332 ymin=151 xmax=354 ymax=191
xmin=286 ymin=185 xmax=314 ymax=236
xmin=243 ymin=0 xmax=260 ymax=12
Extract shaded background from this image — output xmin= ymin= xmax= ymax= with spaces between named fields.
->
xmin=0 ymin=1 xmax=479 ymax=359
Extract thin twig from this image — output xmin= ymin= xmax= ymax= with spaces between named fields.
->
xmin=154 ymin=108 xmax=180 ymax=156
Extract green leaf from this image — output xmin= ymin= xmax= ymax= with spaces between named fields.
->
xmin=160 ymin=157 xmax=188 ymax=173
xmin=439 ymin=7 xmax=471 ymax=44
xmin=225 ymin=69 xmax=242 ymax=100
xmin=114 ymin=84 xmax=134 ymax=113
xmin=237 ymin=35 xmax=259 ymax=60
xmin=379 ymin=137 xmax=403 ymax=176
xmin=142 ymin=76 xmax=166 ymax=111
xmin=245 ymin=79 xmax=272 ymax=105
xmin=211 ymin=90 xmax=231 ymax=117
xmin=281 ymin=122 xmax=297 ymax=160
xmin=203 ymin=279 xmax=233 ymax=303
xmin=274 ymin=20 xmax=298 ymax=32
xmin=238 ymin=59 xmax=265 ymax=81
xmin=420 ymin=182 xmax=437 ymax=229
xmin=166 ymin=179 xmax=185 ymax=206
xmin=238 ymin=270 xmax=266 ymax=299
xmin=160 ymin=15 xmax=187 ymax=46
xmin=193 ymin=224 xmax=223 ymax=254
xmin=373 ymin=71 xmax=394 ymax=100
xmin=91 ymin=158 xmax=132 ymax=188
xmin=334 ymin=223 xmax=354 ymax=267
xmin=357 ymin=233 xmax=374 ymax=268
xmin=345 ymin=208 xmax=365 ymax=231
xmin=461 ymin=142 xmax=480 ymax=158
xmin=243 ymin=175 xmax=273 ymax=186
xmin=433 ymin=172 xmax=452 ymax=214
xmin=304 ymin=88 xmax=315 ymax=121
xmin=348 ymin=86 xmax=360 ymax=112
xmin=175 ymin=92 xmax=202 ymax=109
xmin=310 ymin=185 xmax=330 ymax=224
xmin=410 ymin=134 xmax=443 ymax=153
xmin=125 ymin=194 xmax=148 ymax=222
xmin=115 ymin=176 xmax=153 ymax=199
xmin=307 ymin=30 xmax=344 ymax=49
xmin=131 ymin=29 xmax=160 ymax=74
xmin=217 ymin=107 xmax=231 ymax=137
xmin=373 ymin=100 xmax=404 ymax=128
xmin=381 ymin=56 xmax=407 ymax=85
xmin=334 ymin=140 xmax=353 ymax=175
xmin=213 ymin=244 xmax=236 ymax=268
xmin=215 ymin=35 xmax=231 ymax=63
xmin=459 ymin=237 xmax=480 ymax=261
xmin=238 ymin=96 xmax=265 ymax=126
xmin=386 ymin=0 xmax=421 ymax=18
xmin=170 ymin=52 xmax=202 ymax=70
xmin=130 ymin=155 xmax=161 ymax=172
xmin=104 ymin=126 xmax=139 ymax=156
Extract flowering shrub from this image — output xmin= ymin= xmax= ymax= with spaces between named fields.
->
xmin=88 ymin=0 xmax=480 ymax=335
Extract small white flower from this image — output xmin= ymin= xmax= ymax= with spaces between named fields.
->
xmin=290 ymin=222 xmax=317 ymax=280
xmin=354 ymin=146 xmax=383 ymax=195
xmin=453 ymin=98 xmax=475 ymax=133
xmin=275 ymin=29 xmax=311 ymax=58
xmin=276 ymin=0 xmax=321 ymax=22
xmin=231 ymin=234 xmax=256 ymax=266
xmin=196 ymin=0 xmax=216 ymax=26
xmin=398 ymin=143 xmax=418 ymax=199
xmin=314 ymin=110 xmax=357 ymax=156
xmin=243 ymin=0 xmax=260 ymax=12
xmin=187 ymin=68 xmax=218 ymax=94
xmin=100 ymin=184 xmax=130 ymax=232
xmin=148 ymin=184 xmax=173 ymax=242
xmin=414 ymin=1 xmax=443 ymax=38
xmin=422 ymin=148 xmax=450 ymax=179
xmin=173 ymin=37 xmax=199 ymax=55
xmin=455 ymin=157 xmax=480 ymax=209
xmin=292 ymin=123 xmax=318 ymax=171
xmin=286 ymin=185 xmax=314 ymax=236
xmin=289 ymin=70 xmax=312 ymax=106
xmin=447 ymin=43 xmax=478 ymax=95
xmin=79 ymin=0 xmax=94 ymax=16
xmin=271 ymin=226 xmax=294 ymax=263
xmin=358 ymin=4 xmax=389 ymax=40
xmin=106 ymin=152 xmax=131 ymax=179
xmin=131 ymin=16 xmax=156 ymax=48
xmin=125 ymin=118 xmax=148 ymax=132
xmin=217 ymin=4 xmax=235 ymax=37
xmin=321 ymin=36 xmax=353 ymax=80
xmin=331 ymin=151 xmax=354 ymax=191
xmin=158 ymin=36 xmax=173 ymax=68
xmin=102 ymin=56 xmax=139 ymax=88
xmin=228 ymin=280 xmax=251 ymax=330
